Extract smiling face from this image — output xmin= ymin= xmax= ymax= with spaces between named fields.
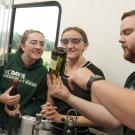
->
xmin=21 ymin=32 xmax=45 ymax=63
xmin=60 ymin=30 xmax=88 ymax=60
xmin=119 ymin=15 xmax=135 ymax=63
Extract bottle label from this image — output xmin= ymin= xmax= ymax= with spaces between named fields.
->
xmin=49 ymin=58 xmax=57 ymax=70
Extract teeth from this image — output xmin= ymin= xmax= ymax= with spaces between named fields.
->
xmin=33 ymin=51 xmax=40 ymax=54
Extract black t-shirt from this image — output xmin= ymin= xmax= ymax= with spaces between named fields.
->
xmin=123 ymin=72 xmax=135 ymax=135
xmin=53 ymin=61 xmax=104 ymax=134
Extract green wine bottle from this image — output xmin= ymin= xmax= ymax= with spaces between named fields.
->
xmin=49 ymin=47 xmax=67 ymax=81
xmin=7 ymin=79 xmax=19 ymax=110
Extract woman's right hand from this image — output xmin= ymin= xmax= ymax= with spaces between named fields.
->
xmin=41 ymin=101 xmax=64 ymax=123
xmin=47 ymin=75 xmax=71 ymax=101
xmin=0 ymin=86 xmax=20 ymax=105
xmin=41 ymin=101 xmax=53 ymax=118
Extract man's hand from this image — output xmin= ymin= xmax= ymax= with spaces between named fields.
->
xmin=5 ymin=104 xmax=21 ymax=117
xmin=0 ymin=86 xmax=20 ymax=105
xmin=47 ymin=74 xmax=71 ymax=101
xmin=68 ymin=67 xmax=94 ymax=90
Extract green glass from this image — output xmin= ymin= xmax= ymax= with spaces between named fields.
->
xmin=49 ymin=47 xmax=67 ymax=81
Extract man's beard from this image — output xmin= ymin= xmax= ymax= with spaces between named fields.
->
xmin=124 ymin=52 xmax=135 ymax=63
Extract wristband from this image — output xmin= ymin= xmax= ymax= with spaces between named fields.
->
xmin=87 ymin=75 xmax=105 ymax=90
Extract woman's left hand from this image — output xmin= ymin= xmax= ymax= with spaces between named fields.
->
xmin=41 ymin=103 xmax=64 ymax=123
xmin=4 ymin=103 xmax=21 ymax=117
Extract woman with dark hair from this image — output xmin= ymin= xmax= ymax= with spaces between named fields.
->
xmin=41 ymin=27 xmax=107 ymax=135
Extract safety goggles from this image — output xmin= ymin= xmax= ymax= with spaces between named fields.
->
xmin=60 ymin=38 xmax=84 ymax=45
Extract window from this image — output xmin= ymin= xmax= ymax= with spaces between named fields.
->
xmin=9 ymin=1 xmax=61 ymax=68
xmin=0 ymin=0 xmax=13 ymax=66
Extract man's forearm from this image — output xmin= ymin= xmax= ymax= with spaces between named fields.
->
xmin=66 ymin=94 xmax=121 ymax=128
xmin=91 ymin=80 xmax=135 ymax=129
